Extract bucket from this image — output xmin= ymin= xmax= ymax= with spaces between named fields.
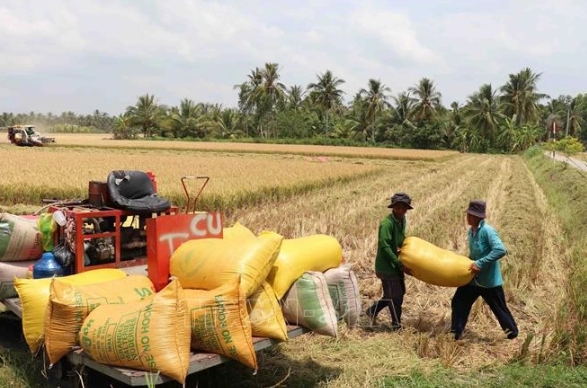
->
xmin=88 ymin=181 xmax=110 ymax=208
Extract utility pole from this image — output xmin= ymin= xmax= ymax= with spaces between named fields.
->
xmin=565 ymin=108 xmax=570 ymax=137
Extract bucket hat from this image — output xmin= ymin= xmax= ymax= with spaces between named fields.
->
xmin=466 ymin=200 xmax=486 ymax=219
xmin=387 ymin=192 xmax=413 ymax=209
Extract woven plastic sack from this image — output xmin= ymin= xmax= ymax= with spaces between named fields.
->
xmin=0 ymin=260 xmax=35 ymax=299
xmin=223 ymin=222 xmax=256 ymax=241
xmin=323 ymin=264 xmax=361 ymax=328
xmin=15 ymin=268 xmax=127 ymax=353
xmin=185 ymin=276 xmax=257 ymax=370
xmin=399 ymin=236 xmax=474 ymax=287
xmin=45 ymin=275 xmax=156 ymax=365
xmin=79 ymin=278 xmax=190 ymax=384
xmin=247 ymin=281 xmax=288 ymax=342
xmin=266 ymin=234 xmax=343 ymax=299
xmin=281 ymin=271 xmax=338 ymax=337
xmin=0 ymin=213 xmax=43 ymax=262
xmin=170 ymin=231 xmax=283 ymax=296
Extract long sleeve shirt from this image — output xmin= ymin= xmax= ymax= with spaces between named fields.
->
xmin=374 ymin=213 xmax=406 ymax=276
xmin=468 ymin=220 xmax=507 ymax=288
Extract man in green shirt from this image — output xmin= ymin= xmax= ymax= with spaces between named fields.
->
xmin=366 ymin=192 xmax=413 ymax=330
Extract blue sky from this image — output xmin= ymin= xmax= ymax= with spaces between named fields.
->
xmin=1 ymin=0 xmax=586 ymax=115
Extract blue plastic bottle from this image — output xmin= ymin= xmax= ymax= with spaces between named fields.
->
xmin=33 ymin=252 xmax=64 ymax=279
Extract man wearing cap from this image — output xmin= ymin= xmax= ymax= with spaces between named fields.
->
xmin=365 ymin=192 xmax=413 ymax=330
xmin=450 ymin=200 xmax=518 ymax=340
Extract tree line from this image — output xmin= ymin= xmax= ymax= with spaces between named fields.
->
xmin=1 ymin=64 xmax=586 ymax=153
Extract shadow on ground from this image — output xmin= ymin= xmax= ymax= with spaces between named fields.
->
xmin=91 ymin=345 xmax=342 ymax=388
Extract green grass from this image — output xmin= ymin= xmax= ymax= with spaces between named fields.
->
xmin=523 ymin=146 xmax=587 ymax=363
xmin=382 ymin=364 xmax=587 ymax=387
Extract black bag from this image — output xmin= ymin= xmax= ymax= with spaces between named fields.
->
xmin=53 ymin=242 xmax=74 ymax=268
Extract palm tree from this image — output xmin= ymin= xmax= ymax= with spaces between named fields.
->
xmin=164 ymin=99 xmax=207 ymax=138
xmin=500 ymin=68 xmax=546 ymax=126
xmin=287 ymin=85 xmax=305 ymax=111
xmin=409 ymin=78 xmax=442 ymax=123
xmin=235 ymin=64 xmax=286 ymax=138
xmin=440 ymin=102 xmax=464 ymax=149
xmin=211 ymin=109 xmax=244 ymax=139
xmin=359 ymin=79 xmax=391 ymax=144
xmin=307 ymin=70 xmax=345 ymax=132
xmin=255 ymin=63 xmax=287 ymax=137
xmin=234 ymin=68 xmax=263 ymax=136
xmin=391 ymin=92 xmax=416 ymax=128
xmin=125 ymin=94 xmax=164 ymax=137
xmin=464 ymin=84 xmax=504 ymax=148
xmin=565 ymin=94 xmax=586 ymax=137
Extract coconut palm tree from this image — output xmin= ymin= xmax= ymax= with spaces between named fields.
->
xmin=464 ymin=84 xmax=504 ymax=149
xmin=564 ymin=94 xmax=586 ymax=137
xmin=358 ymin=79 xmax=391 ymax=144
xmin=307 ymin=70 xmax=345 ymax=132
xmin=164 ymin=99 xmax=208 ymax=138
xmin=287 ymin=85 xmax=305 ymax=111
xmin=409 ymin=78 xmax=442 ymax=124
xmin=125 ymin=94 xmax=165 ymax=137
xmin=500 ymin=67 xmax=546 ymax=126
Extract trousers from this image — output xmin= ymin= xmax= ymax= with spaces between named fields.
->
xmin=451 ymin=284 xmax=518 ymax=337
xmin=367 ymin=273 xmax=405 ymax=325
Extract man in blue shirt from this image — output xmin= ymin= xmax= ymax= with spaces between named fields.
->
xmin=450 ymin=200 xmax=518 ymax=340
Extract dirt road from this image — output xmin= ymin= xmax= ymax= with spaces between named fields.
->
xmin=547 ymin=151 xmax=587 ymax=172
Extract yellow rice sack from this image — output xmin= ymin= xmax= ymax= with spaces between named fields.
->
xmin=15 ymin=268 xmax=127 ymax=353
xmin=185 ymin=276 xmax=257 ymax=370
xmin=79 ymin=279 xmax=190 ymax=384
xmin=266 ymin=234 xmax=343 ymax=299
xmin=323 ymin=264 xmax=362 ymax=328
xmin=45 ymin=275 xmax=156 ymax=365
xmin=223 ymin=222 xmax=256 ymax=240
xmin=170 ymin=231 xmax=283 ymax=297
xmin=281 ymin=271 xmax=338 ymax=337
xmin=399 ymin=236 xmax=474 ymax=287
xmin=247 ymin=281 xmax=288 ymax=342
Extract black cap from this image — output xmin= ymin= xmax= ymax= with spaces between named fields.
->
xmin=466 ymin=200 xmax=486 ymax=219
xmin=388 ymin=192 xmax=413 ymax=209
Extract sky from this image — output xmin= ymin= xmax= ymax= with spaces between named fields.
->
xmin=1 ymin=0 xmax=587 ymax=115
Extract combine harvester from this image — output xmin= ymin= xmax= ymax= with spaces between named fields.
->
xmin=6 ymin=124 xmax=55 ymax=146
xmin=0 ymin=171 xmax=318 ymax=386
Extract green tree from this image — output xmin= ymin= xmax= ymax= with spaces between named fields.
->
xmin=307 ymin=70 xmax=345 ymax=132
xmin=358 ymin=79 xmax=392 ymax=144
xmin=125 ymin=94 xmax=165 ymax=137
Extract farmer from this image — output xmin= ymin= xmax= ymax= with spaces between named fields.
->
xmin=450 ymin=200 xmax=518 ymax=340
xmin=365 ymin=192 xmax=413 ymax=330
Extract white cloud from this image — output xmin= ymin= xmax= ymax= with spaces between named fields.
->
xmin=350 ymin=5 xmax=444 ymax=68
xmin=1 ymin=0 xmax=587 ymax=113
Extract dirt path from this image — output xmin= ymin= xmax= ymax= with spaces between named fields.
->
xmin=546 ymin=151 xmax=587 ymax=172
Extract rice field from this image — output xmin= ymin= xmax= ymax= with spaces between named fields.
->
xmin=0 ymin=144 xmax=384 ymax=212
xmin=0 ymin=137 xmax=580 ymax=387
xmin=0 ymin=133 xmax=458 ymax=160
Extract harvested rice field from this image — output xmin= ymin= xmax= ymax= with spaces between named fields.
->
xmin=0 ymin=137 xmax=581 ymax=387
